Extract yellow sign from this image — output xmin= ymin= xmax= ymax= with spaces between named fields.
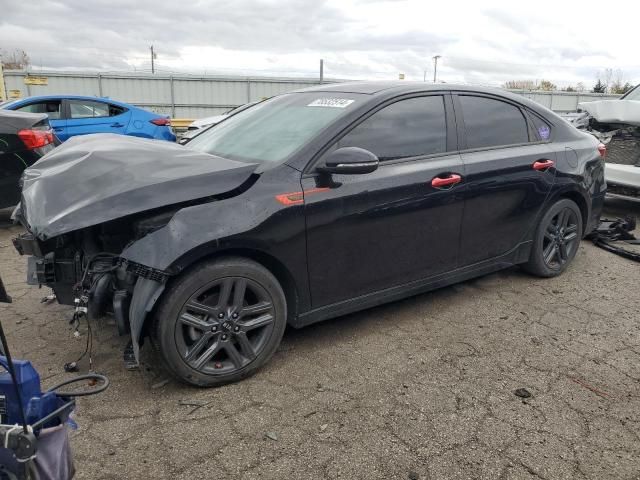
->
xmin=24 ymin=76 xmax=48 ymax=86
xmin=8 ymin=90 xmax=21 ymax=99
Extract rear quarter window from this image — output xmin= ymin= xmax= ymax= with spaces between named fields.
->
xmin=459 ymin=95 xmax=529 ymax=149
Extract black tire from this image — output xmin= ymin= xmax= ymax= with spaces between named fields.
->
xmin=153 ymin=257 xmax=287 ymax=387
xmin=522 ymin=198 xmax=583 ymax=278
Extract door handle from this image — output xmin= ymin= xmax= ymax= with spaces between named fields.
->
xmin=532 ymin=159 xmax=554 ymax=171
xmin=53 ymin=127 xmax=63 ymax=132
xmin=431 ymin=173 xmax=462 ymax=189
xmin=110 ymin=123 xmax=124 ymax=128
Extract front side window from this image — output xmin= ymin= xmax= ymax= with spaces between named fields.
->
xmin=69 ymin=100 xmax=111 ymax=119
xmin=16 ymin=101 xmax=62 ymax=120
xmin=459 ymin=96 xmax=529 ymax=149
xmin=338 ymin=96 xmax=447 ymax=161
xmin=187 ymin=93 xmax=363 ymax=164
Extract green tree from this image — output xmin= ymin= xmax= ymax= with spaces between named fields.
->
xmin=592 ymin=79 xmax=606 ymax=93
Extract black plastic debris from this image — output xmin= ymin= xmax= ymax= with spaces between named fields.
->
xmin=588 ymin=217 xmax=640 ymax=263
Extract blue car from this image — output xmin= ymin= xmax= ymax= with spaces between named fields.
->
xmin=1 ymin=95 xmax=176 ymax=142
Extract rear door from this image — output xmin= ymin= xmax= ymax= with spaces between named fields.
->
xmin=303 ymin=94 xmax=466 ymax=308
xmin=64 ymin=99 xmax=131 ymax=139
xmin=453 ymin=93 xmax=556 ymax=266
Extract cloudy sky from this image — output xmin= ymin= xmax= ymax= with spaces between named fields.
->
xmin=1 ymin=0 xmax=639 ymax=88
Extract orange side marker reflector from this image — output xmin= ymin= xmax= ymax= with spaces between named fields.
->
xmin=275 ymin=188 xmax=330 ymax=206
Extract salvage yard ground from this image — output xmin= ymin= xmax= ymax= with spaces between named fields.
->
xmin=1 ymin=199 xmax=639 ymax=480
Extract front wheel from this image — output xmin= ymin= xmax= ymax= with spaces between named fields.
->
xmin=153 ymin=257 xmax=287 ymax=387
xmin=522 ymin=198 xmax=583 ymax=278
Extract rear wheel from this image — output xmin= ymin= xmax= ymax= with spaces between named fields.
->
xmin=522 ymin=198 xmax=582 ymax=277
xmin=154 ymin=257 xmax=287 ymax=387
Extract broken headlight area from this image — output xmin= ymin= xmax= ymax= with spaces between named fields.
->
xmin=12 ymin=212 xmax=173 ymax=357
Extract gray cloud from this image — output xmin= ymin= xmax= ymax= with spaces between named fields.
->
xmin=0 ymin=0 xmax=636 ymax=88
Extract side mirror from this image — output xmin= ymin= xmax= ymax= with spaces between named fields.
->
xmin=317 ymin=147 xmax=379 ymax=175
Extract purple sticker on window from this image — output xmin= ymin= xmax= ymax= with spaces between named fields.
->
xmin=538 ymin=126 xmax=550 ymax=140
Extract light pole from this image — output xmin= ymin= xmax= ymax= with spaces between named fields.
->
xmin=432 ymin=55 xmax=441 ymax=83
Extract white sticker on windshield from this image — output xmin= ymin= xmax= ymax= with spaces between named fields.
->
xmin=307 ymin=98 xmax=355 ymax=108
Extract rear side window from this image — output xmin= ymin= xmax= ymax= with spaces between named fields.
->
xmin=16 ymin=101 xmax=62 ymax=120
xmin=338 ymin=96 xmax=447 ymax=161
xmin=459 ymin=96 xmax=529 ymax=149
xmin=69 ymin=100 xmax=125 ymax=118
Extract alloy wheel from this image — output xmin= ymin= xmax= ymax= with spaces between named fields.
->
xmin=541 ymin=207 xmax=579 ymax=269
xmin=174 ymin=277 xmax=275 ymax=375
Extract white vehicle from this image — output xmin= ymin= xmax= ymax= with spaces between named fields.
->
xmin=571 ymin=85 xmax=640 ymax=200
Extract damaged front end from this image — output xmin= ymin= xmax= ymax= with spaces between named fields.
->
xmin=13 ymin=213 xmax=170 ymax=368
xmin=568 ymin=97 xmax=640 ymax=199
xmin=12 ymin=133 xmax=258 ymax=368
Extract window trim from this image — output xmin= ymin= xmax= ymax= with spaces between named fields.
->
xmin=304 ymin=92 xmax=456 ymax=175
xmin=65 ymin=99 xmax=124 ymax=120
xmin=452 ymin=93 xmax=539 ymax=154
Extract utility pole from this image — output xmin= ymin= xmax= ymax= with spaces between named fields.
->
xmin=432 ymin=55 xmax=441 ymax=83
xmin=150 ymin=45 xmax=156 ymax=74
xmin=319 ymin=59 xmax=324 ymax=84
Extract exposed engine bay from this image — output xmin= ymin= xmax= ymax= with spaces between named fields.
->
xmin=567 ymin=97 xmax=640 ymax=198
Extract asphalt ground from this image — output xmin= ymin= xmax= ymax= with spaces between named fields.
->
xmin=0 ymin=197 xmax=639 ymax=480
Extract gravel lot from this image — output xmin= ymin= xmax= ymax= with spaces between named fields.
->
xmin=1 ymin=199 xmax=639 ymax=480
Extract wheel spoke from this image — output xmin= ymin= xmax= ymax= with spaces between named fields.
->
xmin=558 ymin=243 xmax=568 ymax=261
xmin=218 ymin=279 xmax=233 ymax=308
xmin=185 ymin=301 xmax=218 ymax=318
xmin=564 ymin=224 xmax=578 ymax=243
xmin=192 ymin=340 xmax=222 ymax=370
xmin=558 ymin=209 xmax=570 ymax=228
xmin=180 ymin=312 xmax=211 ymax=330
xmin=241 ymin=301 xmax=272 ymax=317
xmin=544 ymin=244 xmax=558 ymax=264
xmin=235 ymin=332 xmax=256 ymax=360
xmin=232 ymin=278 xmax=247 ymax=310
xmin=240 ymin=314 xmax=274 ymax=331
xmin=544 ymin=231 xmax=554 ymax=241
xmin=184 ymin=332 xmax=213 ymax=362
xmin=224 ymin=342 xmax=244 ymax=368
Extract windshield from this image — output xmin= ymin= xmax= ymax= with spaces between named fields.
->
xmin=186 ymin=92 xmax=363 ymax=163
xmin=623 ymin=85 xmax=640 ymax=101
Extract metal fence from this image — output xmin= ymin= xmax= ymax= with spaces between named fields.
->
xmin=2 ymin=70 xmax=622 ymax=119
xmin=3 ymin=71 xmax=328 ymax=118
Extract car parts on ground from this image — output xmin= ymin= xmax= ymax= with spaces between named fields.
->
xmin=588 ymin=217 xmax=640 ymax=262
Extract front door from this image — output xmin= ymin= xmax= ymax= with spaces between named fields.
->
xmin=303 ymin=94 xmax=466 ymax=308
xmin=453 ymin=94 xmax=556 ymax=266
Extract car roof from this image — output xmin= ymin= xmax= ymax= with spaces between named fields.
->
xmin=296 ymin=81 xmax=507 ymax=96
xmin=295 ymin=81 xmax=558 ymax=119
xmin=4 ymin=95 xmax=130 ymax=107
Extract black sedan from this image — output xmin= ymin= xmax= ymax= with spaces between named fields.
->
xmin=12 ymin=82 xmax=606 ymax=387
xmin=0 ymin=109 xmax=57 ymax=209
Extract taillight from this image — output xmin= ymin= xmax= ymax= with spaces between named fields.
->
xmin=18 ymin=129 xmax=54 ymax=150
xmin=150 ymin=117 xmax=171 ymax=126
xmin=597 ymin=143 xmax=607 ymax=159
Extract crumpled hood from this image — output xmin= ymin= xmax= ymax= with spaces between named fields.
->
xmin=578 ymin=100 xmax=640 ymax=126
xmin=19 ymin=133 xmax=258 ymax=239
